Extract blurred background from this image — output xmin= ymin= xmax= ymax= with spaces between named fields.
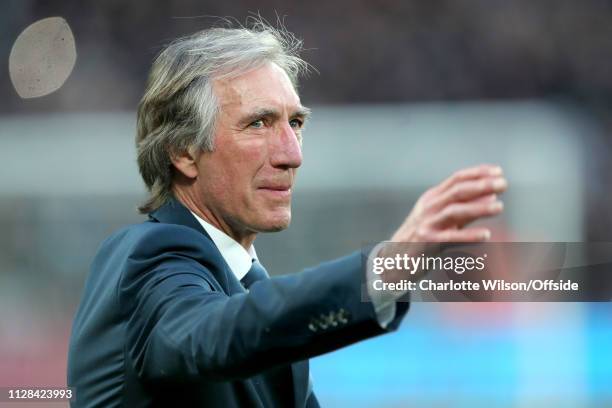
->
xmin=1 ymin=1 xmax=612 ymax=407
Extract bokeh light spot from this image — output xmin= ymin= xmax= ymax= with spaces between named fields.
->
xmin=9 ymin=16 xmax=77 ymax=99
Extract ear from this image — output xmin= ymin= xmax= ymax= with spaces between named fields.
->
xmin=170 ymin=149 xmax=199 ymax=179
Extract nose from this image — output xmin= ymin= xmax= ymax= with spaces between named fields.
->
xmin=269 ymin=122 xmax=303 ymax=169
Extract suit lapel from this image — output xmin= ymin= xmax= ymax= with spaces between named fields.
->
xmin=148 ymin=197 xmax=245 ymax=294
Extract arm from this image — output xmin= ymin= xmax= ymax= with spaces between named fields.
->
xmin=120 ymin=225 xmax=407 ymax=383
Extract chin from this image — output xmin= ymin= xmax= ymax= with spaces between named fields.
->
xmin=263 ymin=224 xmax=289 ymax=233
xmin=255 ymin=210 xmax=291 ymax=232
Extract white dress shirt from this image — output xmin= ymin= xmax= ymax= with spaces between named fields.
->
xmin=190 ymin=211 xmax=257 ymax=282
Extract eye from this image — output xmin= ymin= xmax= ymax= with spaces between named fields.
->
xmin=289 ymin=118 xmax=304 ymax=129
xmin=249 ymin=119 xmax=265 ymax=129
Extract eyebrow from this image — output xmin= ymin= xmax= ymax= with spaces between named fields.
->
xmin=239 ymin=106 xmax=311 ymax=126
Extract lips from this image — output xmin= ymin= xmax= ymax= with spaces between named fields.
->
xmin=257 ymin=183 xmax=292 ymax=198
xmin=259 ymin=185 xmax=291 ymax=191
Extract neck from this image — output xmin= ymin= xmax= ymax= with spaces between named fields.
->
xmin=172 ymin=188 xmax=257 ymax=250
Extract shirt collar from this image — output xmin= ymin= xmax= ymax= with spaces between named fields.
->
xmin=190 ymin=211 xmax=257 ymax=281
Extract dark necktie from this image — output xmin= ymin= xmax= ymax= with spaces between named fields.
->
xmin=241 ymin=259 xmax=269 ymax=289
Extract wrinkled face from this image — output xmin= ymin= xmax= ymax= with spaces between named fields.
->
xmin=195 ymin=62 xmax=308 ymax=236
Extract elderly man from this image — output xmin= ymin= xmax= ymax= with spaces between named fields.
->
xmin=67 ymin=22 xmax=507 ymax=407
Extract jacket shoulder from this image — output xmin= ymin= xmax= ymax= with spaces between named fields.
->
xmin=91 ymin=221 xmax=225 ymax=291
xmin=99 ymin=221 xmax=216 ymax=259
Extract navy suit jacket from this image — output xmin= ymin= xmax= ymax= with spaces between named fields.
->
xmin=67 ymin=198 xmax=408 ymax=407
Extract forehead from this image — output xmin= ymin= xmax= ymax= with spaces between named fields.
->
xmin=213 ymin=62 xmax=301 ymax=114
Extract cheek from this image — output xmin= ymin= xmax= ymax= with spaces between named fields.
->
xmin=239 ymin=136 xmax=267 ymax=160
xmin=218 ymin=147 xmax=265 ymax=197
xmin=196 ymin=154 xmax=234 ymax=202
xmin=205 ymin=135 xmax=268 ymax=198
xmin=229 ymin=141 xmax=267 ymax=184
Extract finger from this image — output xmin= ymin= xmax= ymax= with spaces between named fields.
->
xmin=434 ymin=164 xmax=503 ymax=195
xmin=427 ymin=177 xmax=507 ymax=212
xmin=429 ymin=200 xmax=504 ymax=228
xmin=432 ymin=227 xmax=492 ymax=242
xmin=474 ymin=193 xmax=498 ymax=204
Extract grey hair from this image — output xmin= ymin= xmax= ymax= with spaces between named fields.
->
xmin=136 ymin=19 xmax=310 ymax=214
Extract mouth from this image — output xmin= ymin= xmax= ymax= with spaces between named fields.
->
xmin=257 ymin=185 xmax=292 ymax=198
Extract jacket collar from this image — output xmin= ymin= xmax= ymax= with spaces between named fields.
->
xmin=148 ymin=197 xmax=210 ymax=239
